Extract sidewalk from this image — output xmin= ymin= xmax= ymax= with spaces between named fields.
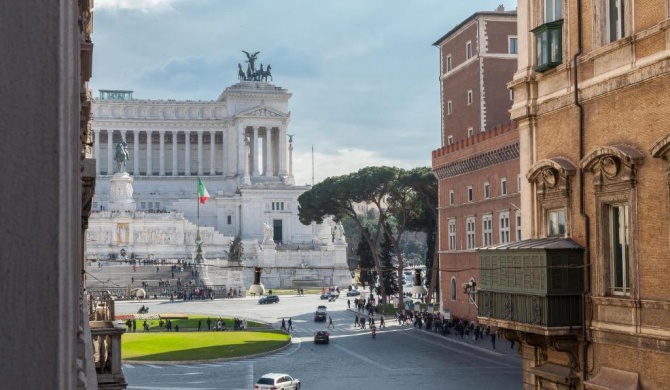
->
xmin=345 ymin=308 xmax=519 ymax=358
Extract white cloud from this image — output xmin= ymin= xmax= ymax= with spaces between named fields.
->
xmin=95 ymin=0 xmax=176 ymax=12
xmin=291 ymin=148 xmax=428 ymax=186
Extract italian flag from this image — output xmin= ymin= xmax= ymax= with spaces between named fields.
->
xmin=197 ymin=177 xmax=210 ymax=204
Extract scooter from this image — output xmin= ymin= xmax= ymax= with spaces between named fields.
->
xmin=371 ymin=326 xmax=376 ymax=339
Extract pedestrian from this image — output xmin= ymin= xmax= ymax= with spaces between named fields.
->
xmin=143 ymin=320 xmax=149 ymax=332
xmin=207 ymin=317 xmax=211 ymax=331
xmin=198 ymin=319 xmax=202 ymax=331
xmin=328 ymin=316 xmax=334 ymax=329
xmin=131 ymin=276 xmax=134 ymax=285
xmin=510 ymin=339 xmax=515 ymax=348
xmin=132 ymin=319 xmax=136 ymax=333
xmin=354 ymin=314 xmax=359 ymax=327
xmin=347 ymin=299 xmax=351 ymax=309
xmin=491 ymin=332 xmax=496 ymax=349
xmin=380 ymin=315 xmax=385 ymax=329
xmin=288 ymin=317 xmax=293 ymax=331
xmin=281 ymin=318 xmax=286 ymax=331
xmin=156 ymin=266 xmax=159 ymax=273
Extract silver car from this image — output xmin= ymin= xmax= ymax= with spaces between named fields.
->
xmin=254 ymin=373 xmax=301 ymax=390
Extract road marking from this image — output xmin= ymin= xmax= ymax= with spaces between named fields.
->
xmin=331 ymin=342 xmax=394 ymax=371
xmin=146 ymin=364 xmax=163 ymax=369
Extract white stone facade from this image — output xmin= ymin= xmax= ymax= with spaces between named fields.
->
xmin=87 ymin=81 xmax=351 ymax=289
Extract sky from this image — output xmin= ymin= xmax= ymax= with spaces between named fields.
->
xmin=91 ymin=0 xmax=517 ymax=186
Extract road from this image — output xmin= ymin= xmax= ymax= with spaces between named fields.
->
xmin=117 ymin=294 xmax=522 ymax=389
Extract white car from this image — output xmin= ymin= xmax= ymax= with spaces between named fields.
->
xmin=254 ymin=373 xmax=301 ymax=390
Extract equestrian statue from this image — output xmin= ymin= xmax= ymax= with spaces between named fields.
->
xmin=114 ymin=140 xmax=130 ymax=173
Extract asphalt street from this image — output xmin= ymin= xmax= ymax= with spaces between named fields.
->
xmin=117 ymin=294 xmax=522 ymax=389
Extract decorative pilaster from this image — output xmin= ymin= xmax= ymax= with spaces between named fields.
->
xmin=278 ymin=125 xmax=288 ymax=176
xmin=237 ymin=123 xmax=246 ymax=176
xmin=159 ymin=130 xmax=165 ymax=176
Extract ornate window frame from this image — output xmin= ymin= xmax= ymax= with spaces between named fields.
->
xmin=580 ymin=144 xmax=644 ymax=297
xmin=527 ymin=157 xmax=577 ymax=237
xmin=650 ymin=133 xmax=670 ymax=252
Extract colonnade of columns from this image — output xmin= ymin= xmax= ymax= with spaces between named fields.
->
xmin=93 ymin=125 xmax=288 ymax=178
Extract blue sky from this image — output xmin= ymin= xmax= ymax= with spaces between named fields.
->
xmin=92 ymin=0 xmax=517 ymax=185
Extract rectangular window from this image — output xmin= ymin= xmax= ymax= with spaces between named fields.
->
xmin=227 ymin=215 xmax=232 ymax=225
xmin=447 ymin=55 xmax=452 ymax=71
xmin=484 ymin=182 xmax=490 ymax=199
xmin=448 ymin=219 xmax=457 ymax=250
xmin=501 ymin=178 xmax=508 ymax=195
xmin=468 ymin=127 xmax=474 ymax=137
xmin=610 ymin=204 xmax=630 ymax=295
xmin=510 ymin=89 xmax=514 ymax=101
xmin=466 ymin=41 xmax=473 ymax=59
xmin=517 ymin=174 xmax=522 ymax=193
xmin=449 ymin=190 xmax=454 ymax=205
xmin=516 ymin=211 xmax=522 ymax=241
xmin=466 ymin=217 xmax=476 ymax=249
xmin=499 ymin=212 xmax=510 ymax=244
xmin=155 ymin=202 xmax=160 ymax=210
xmin=141 ymin=202 xmax=146 ymax=209
xmin=467 ymin=90 xmax=473 ymax=105
xmin=545 ymin=0 xmax=562 ymax=22
xmin=447 ymin=135 xmax=454 ymax=146
xmin=548 ymin=209 xmax=566 ymax=236
xmin=607 ymin=0 xmax=625 ymax=43
xmin=467 ymin=186 xmax=473 ymax=202
xmin=508 ymin=36 xmax=518 ymax=54
xmin=148 ymin=202 xmax=153 ymax=209
xmin=482 ymin=214 xmax=493 ymax=246
xmin=447 ymin=100 xmax=453 ymax=115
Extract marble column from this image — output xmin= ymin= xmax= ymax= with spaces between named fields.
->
xmin=278 ymin=125 xmax=288 ymax=176
xmin=221 ymin=129 xmax=228 ymax=176
xmin=159 ymin=131 xmax=165 ymax=176
xmin=172 ymin=131 xmax=178 ymax=176
xmin=210 ymin=130 xmax=216 ymax=175
xmin=106 ymin=130 xmax=114 ymax=175
xmin=93 ymin=129 xmax=100 ymax=175
xmin=252 ymin=127 xmax=259 ymax=176
xmin=146 ymin=130 xmax=153 ymax=176
xmin=133 ymin=130 xmax=140 ymax=175
xmin=237 ymin=123 xmax=246 ymax=176
xmin=197 ymin=131 xmax=203 ymax=176
xmin=185 ymin=131 xmax=191 ymax=176
xmin=264 ymin=128 xmax=273 ymax=176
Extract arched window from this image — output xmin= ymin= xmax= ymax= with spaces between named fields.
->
xmin=450 ymin=277 xmax=457 ymax=301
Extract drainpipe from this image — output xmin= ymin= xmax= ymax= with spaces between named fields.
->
xmin=573 ymin=0 xmax=591 ymax=383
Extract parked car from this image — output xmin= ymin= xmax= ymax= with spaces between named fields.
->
xmin=346 ymin=289 xmax=360 ymax=297
xmin=258 ymin=295 xmax=280 ymax=304
xmin=254 ymin=373 xmax=300 ymax=390
xmin=320 ymin=291 xmax=338 ymax=300
xmin=314 ymin=330 xmax=330 ymax=344
xmin=314 ymin=305 xmax=327 ymax=321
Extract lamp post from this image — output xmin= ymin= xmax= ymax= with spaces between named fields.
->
xmin=249 ymin=266 xmax=265 ymax=296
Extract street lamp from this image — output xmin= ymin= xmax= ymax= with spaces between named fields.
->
xmin=410 ymin=268 xmax=427 ymax=297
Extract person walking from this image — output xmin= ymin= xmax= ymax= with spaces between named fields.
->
xmin=132 ymin=319 xmax=137 ymax=333
xmin=328 ymin=316 xmax=334 ymax=329
xmin=347 ymin=299 xmax=351 ymax=309
xmin=281 ymin=318 xmax=286 ymax=331
xmin=491 ymin=332 xmax=497 ymax=350
xmin=380 ymin=315 xmax=385 ymax=329
xmin=354 ymin=314 xmax=359 ymax=328
xmin=287 ymin=317 xmax=293 ymax=331
xmin=197 ymin=319 xmax=202 ymax=331
xmin=207 ymin=317 xmax=211 ymax=331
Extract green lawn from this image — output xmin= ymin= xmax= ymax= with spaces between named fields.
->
xmin=122 ymin=330 xmax=290 ymax=361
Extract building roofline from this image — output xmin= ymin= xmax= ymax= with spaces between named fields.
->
xmin=432 ymin=11 xmax=517 ymax=47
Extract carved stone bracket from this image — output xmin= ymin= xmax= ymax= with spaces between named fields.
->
xmin=549 ymin=336 xmax=581 ymax=370
xmin=522 ymin=332 xmax=549 ymax=363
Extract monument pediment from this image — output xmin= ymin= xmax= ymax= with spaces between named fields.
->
xmin=236 ymin=105 xmax=288 ymax=119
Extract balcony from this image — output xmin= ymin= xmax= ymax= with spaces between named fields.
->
xmin=477 ymin=237 xmax=584 ymax=335
xmin=88 ymin=291 xmax=128 ymax=389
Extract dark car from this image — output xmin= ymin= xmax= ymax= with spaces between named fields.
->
xmin=314 ymin=306 xmax=327 ymax=321
xmin=346 ymin=289 xmax=360 ymax=297
xmin=258 ymin=295 xmax=280 ymax=304
xmin=320 ymin=291 xmax=339 ymax=300
xmin=314 ymin=330 xmax=330 ymax=344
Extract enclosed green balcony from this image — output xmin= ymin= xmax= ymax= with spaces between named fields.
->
xmin=477 ymin=237 xmax=584 ymax=332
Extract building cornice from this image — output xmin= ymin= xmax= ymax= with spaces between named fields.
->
xmin=433 ymin=141 xmax=520 ymax=179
